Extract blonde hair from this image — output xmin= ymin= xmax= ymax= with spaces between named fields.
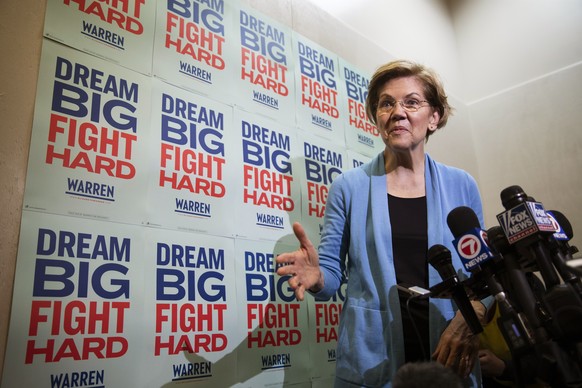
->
xmin=365 ymin=60 xmax=453 ymax=140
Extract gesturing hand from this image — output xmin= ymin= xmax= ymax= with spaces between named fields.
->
xmin=275 ymin=222 xmax=323 ymax=301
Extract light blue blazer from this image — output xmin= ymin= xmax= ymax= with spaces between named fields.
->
xmin=315 ymin=152 xmax=485 ymax=387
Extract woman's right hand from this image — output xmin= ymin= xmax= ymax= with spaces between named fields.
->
xmin=275 ymin=222 xmax=323 ymax=301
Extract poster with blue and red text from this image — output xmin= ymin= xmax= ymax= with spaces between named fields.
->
xmin=3 ymin=1 xmax=397 ymax=385
xmin=2 ymin=211 xmax=148 ymax=387
xmin=44 ymin=0 xmax=156 ymax=75
xmin=145 ymin=78 xmax=236 ymax=237
xmin=153 ymin=0 xmax=235 ymax=102
xmin=296 ymin=132 xmax=347 ymax=246
xmin=308 ymin=282 xmax=347 ymax=383
xmin=233 ymin=239 xmax=311 ymax=387
xmin=139 ymin=228 xmax=239 ymax=387
xmin=293 ymin=32 xmax=344 ymax=144
xmin=232 ymin=109 xmax=302 ymax=244
xmin=348 ymin=149 xmax=373 ymax=170
xmin=234 ymin=5 xmax=296 ymax=125
xmin=23 ymin=39 xmax=152 ymax=226
xmin=339 ymin=59 xmax=384 ymax=157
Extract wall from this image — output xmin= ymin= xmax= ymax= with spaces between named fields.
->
xmin=0 ymin=0 xmax=47 ymax=381
xmin=452 ymin=0 xmax=582 ymax=103
xmin=453 ymin=0 xmax=582 ymax=247
xmin=470 ymin=63 xmax=582 ymax=242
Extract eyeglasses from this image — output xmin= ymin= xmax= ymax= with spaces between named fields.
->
xmin=376 ymin=98 xmax=430 ymax=114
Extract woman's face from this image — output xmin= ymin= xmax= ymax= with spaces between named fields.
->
xmin=376 ymin=76 xmax=440 ymax=153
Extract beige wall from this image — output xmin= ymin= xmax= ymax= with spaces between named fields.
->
xmin=0 ymin=0 xmax=47 ymax=380
xmin=469 ymin=63 xmax=582 ymax=240
xmin=452 ymin=0 xmax=582 ymax=103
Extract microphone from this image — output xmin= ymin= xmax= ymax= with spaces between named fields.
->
xmin=447 ymin=206 xmax=504 ymax=296
xmin=448 ymin=206 xmax=495 ymax=271
xmin=547 ymin=210 xmax=579 ymax=262
xmin=486 ymin=226 xmax=540 ymax=321
xmin=487 ymin=226 xmax=544 ymax=344
xmin=545 ymin=210 xmax=582 ymax=292
xmin=498 ymin=187 xmax=582 ymax=341
xmin=446 ymin=206 xmax=535 ymax=350
xmin=548 ymin=210 xmax=572 ymax=241
xmin=427 ymin=244 xmax=483 ymax=334
xmin=497 ymin=186 xmax=560 ymax=288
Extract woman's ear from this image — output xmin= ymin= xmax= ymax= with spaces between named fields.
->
xmin=428 ymin=111 xmax=440 ymax=132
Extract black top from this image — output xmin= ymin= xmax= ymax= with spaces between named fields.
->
xmin=388 ymin=194 xmax=429 ymax=362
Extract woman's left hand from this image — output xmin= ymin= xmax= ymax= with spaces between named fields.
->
xmin=432 ymin=301 xmax=486 ymax=378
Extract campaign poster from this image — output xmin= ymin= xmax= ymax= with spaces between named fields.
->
xmin=2 ymin=211 xmax=148 ymax=388
xmin=234 ymin=5 xmax=296 ymax=124
xmin=152 ymin=0 xmax=236 ymax=102
xmin=23 ymin=39 xmax=152 ymax=226
xmin=232 ymin=109 xmax=302 ymax=244
xmin=293 ymin=32 xmax=344 ymax=144
xmin=139 ymin=228 xmax=239 ymax=387
xmin=296 ymin=132 xmax=347 ymax=246
xmin=308 ymin=282 xmax=347 ymax=382
xmin=233 ymin=239 xmax=311 ymax=387
xmin=144 ymin=78 xmax=236 ymax=237
xmin=339 ymin=59 xmax=384 ymax=156
xmin=43 ymin=0 xmax=156 ymax=75
xmin=347 ymin=149 xmax=373 ymax=171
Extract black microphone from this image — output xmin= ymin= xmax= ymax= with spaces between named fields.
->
xmin=447 ymin=206 xmax=504 ymax=297
xmin=446 ymin=206 xmax=541 ymax=355
xmin=547 ymin=210 xmax=579 ymax=262
xmin=497 ymin=186 xmax=561 ymax=288
xmin=427 ymin=244 xmax=483 ymax=334
xmin=486 ymin=226 xmax=541 ymax=325
xmin=498 ymin=187 xmax=582 ymax=341
xmin=545 ymin=210 xmax=582 ymax=293
xmin=487 ymin=226 xmax=544 ymax=347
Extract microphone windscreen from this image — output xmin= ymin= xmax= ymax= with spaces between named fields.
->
xmin=427 ymin=244 xmax=455 ymax=279
xmin=447 ymin=206 xmax=480 ymax=238
xmin=549 ymin=210 xmax=574 ymax=239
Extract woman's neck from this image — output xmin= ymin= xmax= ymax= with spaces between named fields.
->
xmin=384 ymin=150 xmax=426 ymax=198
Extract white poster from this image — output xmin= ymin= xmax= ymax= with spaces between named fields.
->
xmin=232 ymin=108 xmax=303 ymax=244
xmin=152 ymin=0 xmax=236 ymax=102
xmin=2 ymin=212 xmax=148 ymax=387
xmin=144 ymin=78 xmax=236 ymax=237
xmin=308 ymin=282 xmax=347 ymax=383
xmin=293 ymin=32 xmax=345 ymax=144
xmin=339 ymin=59 xmax=384 ymax=156
xmin=43 ymin=0 xmax=156 ymax=75
xmin=233 ymin=239 xmax=311 ymax=387
xmin=23 ymin=39 xmax=152 ymax=226
xmin=347 ymin=149 xmax=374 ymax=171
xmin=139 ymin=228 xmax=239 ymax=387
xmin=296 ymin=131 xmax=348 ymax=246
xmin=233 ymin=5 xmax=296 ymax=125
